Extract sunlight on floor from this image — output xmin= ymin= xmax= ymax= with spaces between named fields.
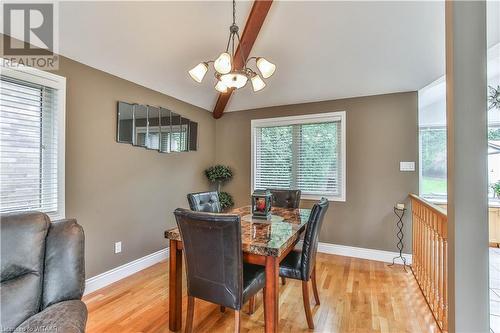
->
xmin=491 ymin=248 xmax=500 ymax=332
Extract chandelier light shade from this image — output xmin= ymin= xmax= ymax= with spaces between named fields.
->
xmin=251 ymin=74 xmax=266 ymax=92
xmin=215 ymin=80 xmax=228 ymax=93
xmin=188 ymin=62 xmax=208 ymax=83
xmin=187 ymin=0 xmax=275 ymax=93
xmin=256 ymin=57 xmax=276 ymax=79
xmin=214 ymin=52 xmax=232 ymax=74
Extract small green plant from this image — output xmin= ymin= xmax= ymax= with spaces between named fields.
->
xmin=205 ymin=165 xmax=233 ymax=191
xmin=489 ymin=85 xmax=500 ymax=111
xmin=492 ymin=181 xmax=500 ymax=198
xmin=204 ymin=165 xmax=234 ymax=211
xmin=218 ymin=191 xmax=234 ymax=210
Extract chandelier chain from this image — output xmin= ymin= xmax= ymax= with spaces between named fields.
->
xmin=233 ymin=0 xmax=236 ymax=25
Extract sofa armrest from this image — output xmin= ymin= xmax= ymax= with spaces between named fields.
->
xmin=42 ymin=219 xmax=85 ymax=309
xmin=14 ymin=300 xmax=87 ymax=333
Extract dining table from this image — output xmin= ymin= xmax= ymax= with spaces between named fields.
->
xmin=164 ymin=205 xmax=312 ymax=333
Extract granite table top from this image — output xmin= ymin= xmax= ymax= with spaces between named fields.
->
xmin=164 ymin=206 xmax=312 ymax=257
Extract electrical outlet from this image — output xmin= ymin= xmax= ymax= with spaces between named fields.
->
xmin=114 ymin=241 xmax=122 ymax=254
xmin=400 ymin=161 xmax=415 ymax=171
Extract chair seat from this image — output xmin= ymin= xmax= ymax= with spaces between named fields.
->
xmin=242 ymin=263 xmax=266 ymax=304
xmin=279 ymin=249 xmax=304 ymax=281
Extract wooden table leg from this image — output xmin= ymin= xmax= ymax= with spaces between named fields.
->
xmin=169 ymin=240 xmax=182 ymax=331
xmin=264 ymin=256 xmax=279 ymax=333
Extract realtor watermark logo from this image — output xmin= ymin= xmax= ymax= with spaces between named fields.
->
xmin=2 ymin=2 xmax=59 ymax=69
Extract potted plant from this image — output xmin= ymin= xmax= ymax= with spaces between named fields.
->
xmin=492 ymin=181 xmax=500 ymax=199
xmin=489 ymin=85 xmax=500 ymax=111
xmin=205 ymin=165 xmax=234 ymax=210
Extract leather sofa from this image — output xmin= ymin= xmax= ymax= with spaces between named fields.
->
xmin=0 ymin=212 xmax=87 ymax=333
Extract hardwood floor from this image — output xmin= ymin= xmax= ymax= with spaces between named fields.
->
xmin=83 ymin=253 xmax=439 ymax=333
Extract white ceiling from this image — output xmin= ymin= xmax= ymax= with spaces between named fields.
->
xmin=10 ymin=1 xmax=451 ymax=112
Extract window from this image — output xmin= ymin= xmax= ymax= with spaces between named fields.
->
xmin=418 ymin=77 xmax=447 ymax=201
xmin=251 ymin=112 xmax=346 ymax=201
xmin=0 ymin=64 xmax=66 ymax=219
xmin=418 ymin=42 xmax=500 ymax=202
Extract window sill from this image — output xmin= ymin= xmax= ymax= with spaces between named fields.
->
xmin=301 ymin=194 xmax=345 ymax=202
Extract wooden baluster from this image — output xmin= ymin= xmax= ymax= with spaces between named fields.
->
xmin=430 ymin=213 xmax=435 ymax=311
xmin=425 ymin=215 xmax=429 ymax=297
xmin=437 ymin=218 xmax=443 ymax=327
xmin=418 ymin=206 xmax=424 ymax=288
xmin=432 ymin=216 xmax=437 ymax=308
xmin=412 ymin=200 xmax=416 ymax=273
xmin=443 ymin=236 xmax=448 ymax=331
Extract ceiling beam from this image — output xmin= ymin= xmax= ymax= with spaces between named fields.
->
xmin=212 ymin=0 xmax=273 ymax=119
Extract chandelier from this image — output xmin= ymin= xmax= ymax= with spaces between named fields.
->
xmin=188 ymin=0 xmax=276 ymax=93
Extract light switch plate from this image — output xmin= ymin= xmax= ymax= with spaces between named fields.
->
xmin=400 ymin=161 xmax=415 ymax=171
xmin=114 ymin=241 xmax=122 ymax=254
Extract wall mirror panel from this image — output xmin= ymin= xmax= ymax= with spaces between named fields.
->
xmin=170 ymin=112 xmax=182 ymax=153
xmin=116 ymin=101 xmax=198 ymax=154
xmin=159 ymin=107 xmax=171 ymax=153
xmin=117 ymin=102 xmax=134 ymax=144
xmin=189 ymin=121 xmax=198 ymax=151
xmin=133 ymin=105 xmax=148 ymax=147
xmin=180 ymin=117 xmax=190 ymax=152
xmin=146 ymin=106 xmax=160 ymax=150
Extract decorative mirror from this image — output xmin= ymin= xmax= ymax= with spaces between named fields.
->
xmin=170 ymin=112 xmax=182 ymax=152
xmin=146 ymin=106 xmax=160 ymax=150
xmin=189 ymin=121 xmax=198 ymax=151
xmin=159 ymin=107 xmax=171 ymax=153
xmin=116 ymin=101 xmax=198 ymax=154
xmin=133 ymin=105 xmax=148 ymax=147
xmin=180 ymin=117 xmax=190 ymax=152
xmin=117 ymin=102 xmax=134 ymax=144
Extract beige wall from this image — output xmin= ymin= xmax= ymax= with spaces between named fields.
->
xmin=52 ymin=57 xmax=216 ymax=277
xmin=215 ymin=92 xmax=418 ymax=253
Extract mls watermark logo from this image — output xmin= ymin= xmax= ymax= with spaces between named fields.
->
xmin=2 ymin=2 xmax=59 ymax=69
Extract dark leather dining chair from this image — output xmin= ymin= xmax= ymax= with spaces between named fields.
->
xmin=173 ymin=208 xmax=266 ymax=333
xmin=268 ymin=189 xmax=301 ymax=286
xmin=187 ymin=191 xmax=221 ymax=213
xmin=278 ymin=198 xmax=329 ymax=329
xmin=268 ymin=189 xmax=301 ymax=209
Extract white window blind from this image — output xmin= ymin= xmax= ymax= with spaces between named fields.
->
xmin=252 ymin=112 xmax=346 ymax=201
xmin=0 ymin=74 xmax=63 ymax=218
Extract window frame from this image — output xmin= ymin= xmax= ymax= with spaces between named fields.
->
xmin=251 ymin=111 xmax=346 ymax=201
xmin=1 ymin=61 xmax=66 ymax=220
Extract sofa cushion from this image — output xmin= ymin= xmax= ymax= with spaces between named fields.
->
xmin=1 ymin=212 xmax=50 ymax=330
xmin=14 ymin=300 xmax=87 ymax=333
xmin=42 ymin=219 xmax=85 ymax=309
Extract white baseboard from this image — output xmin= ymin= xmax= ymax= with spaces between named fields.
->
xmin=318 ymin=242 xmax=412 ymax=264
xmin=84 ymin=248 xmax=169 ymax=295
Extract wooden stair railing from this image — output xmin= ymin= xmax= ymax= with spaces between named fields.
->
xmin=409 ymin=194 xmax=448 ymax=332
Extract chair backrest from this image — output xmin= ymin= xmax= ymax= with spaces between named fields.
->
xmin=187 ymin=191 xmax=221 ymax=213
xmin=268 ymin=189 xmax=301 ymax=208
xmin=174 ymin=208 xmax=244 ymax=309
xmin=300 ymin=198 xmax=329 ymax=280
xmin=0 ymin=212 xmax=85 ymax=331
